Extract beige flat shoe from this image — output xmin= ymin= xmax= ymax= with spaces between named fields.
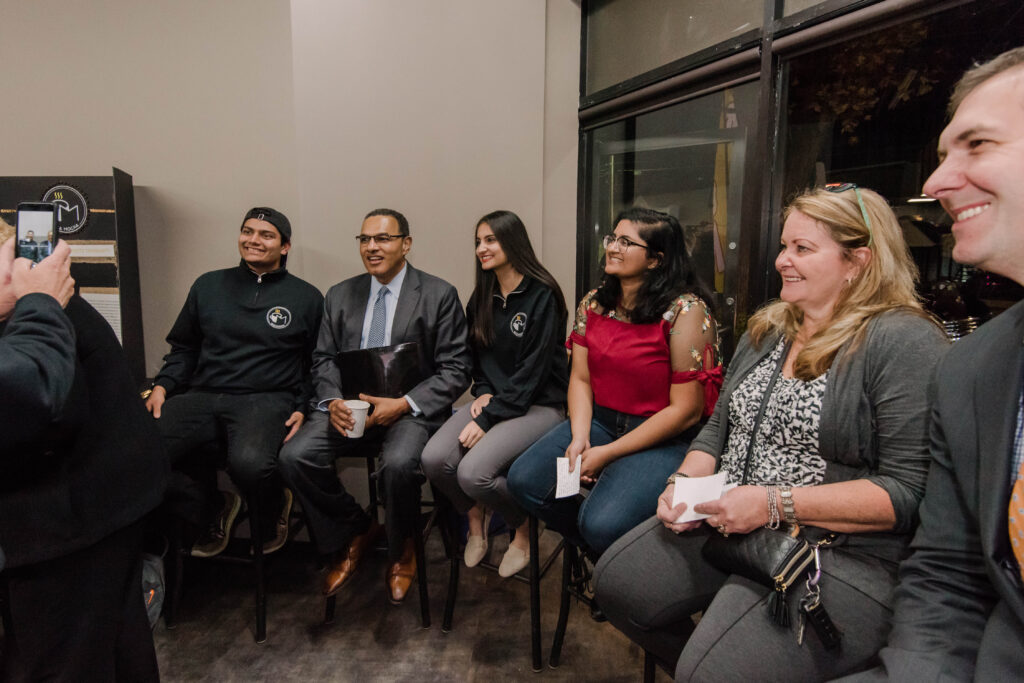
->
xmin=464 ymin=535 xmax=488 ymax=567
xmin=498 ymin=544 xmax=530 ymax=578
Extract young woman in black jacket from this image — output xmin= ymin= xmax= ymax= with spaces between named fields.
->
xmin=422 ymin=210 xmax=568 ymax=576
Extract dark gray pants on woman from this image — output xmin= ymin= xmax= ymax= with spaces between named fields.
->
xmin=594 ymin=517 xmax=898 ymax=682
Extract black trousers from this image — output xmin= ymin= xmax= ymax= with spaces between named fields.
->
xmin=157 ymin=390 xmax=292 ymax=533
xmin=1 ymin=519 xmax=158 ymax=682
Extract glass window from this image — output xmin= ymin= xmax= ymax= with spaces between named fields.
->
xmin=779 ymin=0 xmax=1024 ymax=331
xmin=785 ymin=0 xmax=835 ymax=15
xmin=784 ymin=0 xmax=866 ymax=17
xmin=585 ymin=0 xmax=762 ymax=96
xmin=581 ymin=81 xmax=760 ymax=354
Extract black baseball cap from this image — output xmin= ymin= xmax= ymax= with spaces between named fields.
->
xmin=242 ymin=206 xmax=291 ymax=243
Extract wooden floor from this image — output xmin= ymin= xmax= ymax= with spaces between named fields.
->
xmin=153 ymin=528 xmax=649 ymax=682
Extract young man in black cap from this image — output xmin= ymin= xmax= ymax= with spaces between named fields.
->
xmin=146 ymin=207 xmax=323 ymax=556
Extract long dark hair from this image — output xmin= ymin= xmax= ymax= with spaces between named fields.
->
xmin=469 ymin=210 xmax=567 ymax=348
xmin=594 ymin=207 xmax=712 ymax=324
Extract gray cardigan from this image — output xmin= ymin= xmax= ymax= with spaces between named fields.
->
xmin=689 ymin=310 xmax=948 ymax=562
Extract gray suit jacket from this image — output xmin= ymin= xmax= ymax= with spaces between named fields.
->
xmin=310 ymin=263 xmax=471 ymax=422
xmin=864 ymin=300 xmax=1024 ymax=681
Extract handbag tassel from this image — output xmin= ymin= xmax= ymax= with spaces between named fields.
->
xmin=768 ymin=589 xmax=790 ymax=627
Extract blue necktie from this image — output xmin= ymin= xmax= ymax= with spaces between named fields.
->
xmin=367 ymin=287 xmax=388 ymax=348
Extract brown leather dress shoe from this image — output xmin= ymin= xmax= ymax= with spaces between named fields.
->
xmin=386 ymin=538 xmax=417 ymax=605
xmin=323 ymin=519 xmax=380 ymax=596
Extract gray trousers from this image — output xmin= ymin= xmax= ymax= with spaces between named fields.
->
xmin=279 ymin=410 xmax=434 ymax=561
xmin=594 ymin=517 xmax=898 ymax=682
xmin=421 ymin=403 xmax=564 ymax=529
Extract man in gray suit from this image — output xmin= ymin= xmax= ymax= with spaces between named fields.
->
xmin=279 ymin=208 xmax=470 ymax=604
xmin=856 ymin=47 xmax=1024 ymax=679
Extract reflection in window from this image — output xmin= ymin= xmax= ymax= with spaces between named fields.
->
xmin=583 ymin=82 xmax=760 ymax=353
xmin=779 ymin=0 xmax=1024 ymax=332
xmin=585 ymin=0 xmax=762 ymax=95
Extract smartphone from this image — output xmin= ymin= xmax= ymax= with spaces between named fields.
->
xmin=16 ymin=202 xmax=57 ymax=263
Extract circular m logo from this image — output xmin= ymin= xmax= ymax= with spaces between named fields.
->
xmin=266 ymin=307 xmax=292 ymax=329
xmin=510 ymin=312 xmax=527 ymax=338
xmin=42 ymin=184 xmax=89 ymax=234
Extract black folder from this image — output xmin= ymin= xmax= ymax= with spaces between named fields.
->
xmin=335 ymin=342 xmax=424 ymax=400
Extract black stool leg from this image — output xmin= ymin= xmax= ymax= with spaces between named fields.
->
xmin=248 ymin=495 xmax=267 ymax=644
xmin=440 ymin=503 xmax=459 ymax=633
xmin=365 ymin=454 xmax=379 ymax=517
xmin=324 ymin=595 xmax=336 ymax=624
xmin=413 ymin=524 xmax=430 ymax=629
xmin=164 ymin=517 xmax=185 ymax=629
xmin=549 ymin=543 xmax=575 ymax=668
xmin=529 ymin=516 xmax=543 ymax=672
xmin=1 ymin=576 xmax=12 ymax=637
xmin=644 ymin=650 xmax=656 ymax=683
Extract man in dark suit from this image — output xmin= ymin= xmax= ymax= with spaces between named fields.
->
xmin=279 ymin=208 xmax=471 ymax=604
xmin=853 ymin=47 xmax=1024 ymax=680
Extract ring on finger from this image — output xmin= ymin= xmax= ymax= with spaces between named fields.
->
xmin=716 ymin=524 xmax=729 ymax=537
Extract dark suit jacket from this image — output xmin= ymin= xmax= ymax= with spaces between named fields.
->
xmin=311 ymin=263 xmax=471 ymax=422
xmin=867 ymin=300 xmax=1024 ymax=680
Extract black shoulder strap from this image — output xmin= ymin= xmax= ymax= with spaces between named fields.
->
xmin=740 ymin=341 xmax=790 ymax=485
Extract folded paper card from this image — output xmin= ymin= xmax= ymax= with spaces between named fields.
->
xmin=671 ymin=472 xmax=736 ymax=523
xmin=555 ymin=456 xmax=581 ymax=499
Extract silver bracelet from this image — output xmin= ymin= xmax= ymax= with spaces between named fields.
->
xmin=765 ymin=486 xmax=780 ymax=530
xmin=779 ymin=485 xmax=798 ymax=525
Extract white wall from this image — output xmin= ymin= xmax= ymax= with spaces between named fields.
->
xmin=543 ymin=0 xmax=583 ymax=303
xmin=0 ymin=0 xmax=300 ymax=373
xmin=291 ymin=1 xmax=549 ymax=300
xmin=0 ymin=0 xmax=580 ymax=373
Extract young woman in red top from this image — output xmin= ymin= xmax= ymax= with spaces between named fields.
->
xmin=508 ymin=207 xmax=722 ymax=555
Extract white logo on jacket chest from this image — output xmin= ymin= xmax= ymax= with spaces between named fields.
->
xmin=266 ymin=307 xmax=292 ymax=329
xmin=510 ymin=312 xmax=527 ymax=337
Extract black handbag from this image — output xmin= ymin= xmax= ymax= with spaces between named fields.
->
xmin=700 ymin=341 xmax=815 ymax=626
xmin=702 ymin=524 xmax=815 ymax=625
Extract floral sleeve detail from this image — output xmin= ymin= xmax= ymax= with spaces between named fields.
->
xmin=666 ymin=294 xmax=723 ymax=417
xmin=572 ymin=289 xmax=599 ymax=338
xmin=665 ymin=294 xmax=721 ymax=371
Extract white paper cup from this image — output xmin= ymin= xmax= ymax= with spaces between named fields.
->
xmin=343 ymin=399 xmax=371 ymax=438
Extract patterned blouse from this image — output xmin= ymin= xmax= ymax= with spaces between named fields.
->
xmin=567 ymin=290 xmax=722 ymax=418
xmin=719 ymin=338 xmax=828 ymax=486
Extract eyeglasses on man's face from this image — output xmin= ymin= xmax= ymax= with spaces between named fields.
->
xmin=355 ymin=233 xmax=406 ymax=245
xmin=602 ymin=234 xmax=648 ymax=252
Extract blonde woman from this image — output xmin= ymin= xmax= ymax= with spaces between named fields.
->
xmin=594 ymin=186 xmax=948 ymax=681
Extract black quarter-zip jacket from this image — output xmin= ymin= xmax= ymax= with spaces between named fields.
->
xmin=154 ymin=261 xmax=323 ymax=411
xmin=469 ymin=275 xmax=568 ymax=432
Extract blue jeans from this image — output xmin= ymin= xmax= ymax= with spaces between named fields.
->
xmin=507 ymin=405 xmax=692 ymax=555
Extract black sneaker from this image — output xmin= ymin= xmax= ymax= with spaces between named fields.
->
xmin=191 ymin=491 xmax=242 ymax=558
xmin=261 ymin=488 xmax=293 ymax=555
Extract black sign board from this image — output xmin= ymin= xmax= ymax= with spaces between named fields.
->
xmin=1 ymin=168 xmax=145 ymax=383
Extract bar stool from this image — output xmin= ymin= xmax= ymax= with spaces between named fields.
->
xmin=163 ymin=481 xmax=271 ymax=643
xmin=548 ymin=538 xmax=602 ymax=669
xmin=322 ymin=446 xmax=437 ymax=629
xmin=439 ymin=514 xmax=562 ymax=671
xmin=161 ymin=438 xmax=284 ymax=647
